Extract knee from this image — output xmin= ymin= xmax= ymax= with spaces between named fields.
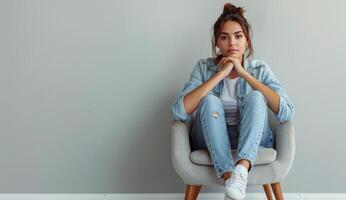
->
xmin=197 ymin=94 xmax=223 ymax=115
xmin=244 ymin=90 xmax=267 ymax=107
xmin=199 ymin=94 xmax=223 ymax=108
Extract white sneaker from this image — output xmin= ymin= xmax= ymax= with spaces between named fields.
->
xmin=225 ymin=165 xmax=248 ymax=200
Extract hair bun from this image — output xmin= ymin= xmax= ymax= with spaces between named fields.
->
xmin=223 ymin=3 xmax=245 ymax=17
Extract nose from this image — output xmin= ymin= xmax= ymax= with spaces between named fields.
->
xmin=229 ymin=37 xmax=236 ymax=46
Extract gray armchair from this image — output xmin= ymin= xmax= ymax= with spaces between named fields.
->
xmin=170 ymin=110 xmax=295 ymax=200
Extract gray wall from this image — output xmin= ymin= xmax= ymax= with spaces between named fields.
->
xmin=1 ymin=0 xmax=345 ymax=193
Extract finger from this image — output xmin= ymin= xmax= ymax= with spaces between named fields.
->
xmin=220 ymin=57 xmax=227 ymax=66
xmin=225 ymin=58 xmax=233 ymax=66
xmin=221 ymin=59 xmax=228 ymax=67
xmin=218 ymin=57 xmax=225 ymax=66
xmin=221 ymin=60 xmax=229 ymax=68
xmin=217 ymin=57 xmax=226 ymax=70
xmin=226 ymin=57 xmax=236 ymax=66
xmin=227 ymin=56 xmax=234 ymax=62
xmin=228 ymin=56 xmax=237 ymax=63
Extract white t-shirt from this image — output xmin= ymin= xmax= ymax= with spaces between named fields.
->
xmin=219 ymin=77 xmax=240 ymax=125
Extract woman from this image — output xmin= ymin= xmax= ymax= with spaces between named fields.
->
xmin=170 ymin=3 xmax=294 ymax=200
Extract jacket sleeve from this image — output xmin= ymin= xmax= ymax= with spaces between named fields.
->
xmin=259 ymin=61 xmax=295 ymax=123
xmin=170 ymin=59 xmax=204 ymax=122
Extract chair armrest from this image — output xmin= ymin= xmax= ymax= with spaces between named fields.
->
xmin=272 ymin=120 xmax=296 ymax=179
xmin=170 ymin=120 xmax=226 ymax=185
xmin=275 ymin=121 xmax=295 ymax=161
xmin=170 ymin=120 xmax=192 ymax=168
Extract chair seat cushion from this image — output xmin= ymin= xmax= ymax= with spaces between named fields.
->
xmin=190 ymin=147 xmax=277 ymax=166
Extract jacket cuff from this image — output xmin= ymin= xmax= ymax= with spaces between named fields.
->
xmin=274 ymin=95 xmax=293 ymax=123
xmin=177 ymin=96 xmax=192 ymax=122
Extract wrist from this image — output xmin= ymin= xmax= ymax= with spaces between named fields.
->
xmin=216 ymin=71 xmax=227 ymax=79
xmin=238 ymin=70 xmax=248 ymax=78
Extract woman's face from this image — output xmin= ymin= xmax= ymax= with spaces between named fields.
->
xmin=216 ymin=20 xmax=248 ymax=61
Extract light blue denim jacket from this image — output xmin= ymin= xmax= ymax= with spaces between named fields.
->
xmin=170 ymin=57 xmax=294 ymax=124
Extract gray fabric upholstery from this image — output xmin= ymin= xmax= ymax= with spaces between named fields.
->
xmin=190 ymin=147 xmax=277 ymax=166
xmin=170 ymin=110 xmax=295 ymax=186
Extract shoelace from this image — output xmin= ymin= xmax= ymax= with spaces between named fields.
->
xmin=227 ymin=172 xmax=247 ymax=192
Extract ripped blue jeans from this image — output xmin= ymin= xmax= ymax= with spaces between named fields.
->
xmin=190 ymin=90 xmax=273 ymax=178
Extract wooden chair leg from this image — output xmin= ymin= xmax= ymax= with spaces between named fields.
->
xmin=271 ymin=182 xmax=284 ymax=200
xmin=263 ymin=184 xmax=273 ymax=200
xmin=184 ymin=184 xmax=202 ymax=200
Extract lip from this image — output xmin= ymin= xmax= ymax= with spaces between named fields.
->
xmin=227 ymin=49 xmax=238 ymax=54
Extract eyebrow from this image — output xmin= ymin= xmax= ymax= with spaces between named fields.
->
xmin=220 ymin=31 xmax=244 ymax=35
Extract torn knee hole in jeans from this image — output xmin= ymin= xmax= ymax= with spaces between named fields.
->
xmin=212 ymin=111 xmax=219 ymax=118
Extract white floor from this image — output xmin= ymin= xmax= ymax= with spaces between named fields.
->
xmin=0 ymin=193 xmax=346 ymax=200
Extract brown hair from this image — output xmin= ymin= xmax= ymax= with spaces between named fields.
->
xmin=211 ymin=3 xmax=254 ymax=62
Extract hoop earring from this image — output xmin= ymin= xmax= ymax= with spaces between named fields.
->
xmin=216 ymin=47 xmax=221 ymax=55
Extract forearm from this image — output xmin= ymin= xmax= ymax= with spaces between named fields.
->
xmin=241 ymin=71 xmax=280 ymax=114
xmin=183 ymin=72 xmax=225 ymax=115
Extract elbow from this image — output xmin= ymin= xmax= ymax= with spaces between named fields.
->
xmin=170 ymin=97 xmax=191 ymax=122
xmin=275 ymin=97 xmax=294 ymax=123
xmin=277 ymin=107 xmax=294 ymax=123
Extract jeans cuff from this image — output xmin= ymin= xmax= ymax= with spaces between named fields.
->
xmin=236 ymin=155 xmax=255 ymax=172
xmin=216 ymin=167 xmax=234 ymax=178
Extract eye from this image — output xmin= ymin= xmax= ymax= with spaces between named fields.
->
xmin=219 ymin=35 xmax=227 ymax=40
xmin=235 ymin=34 xmax=243 ymax=39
